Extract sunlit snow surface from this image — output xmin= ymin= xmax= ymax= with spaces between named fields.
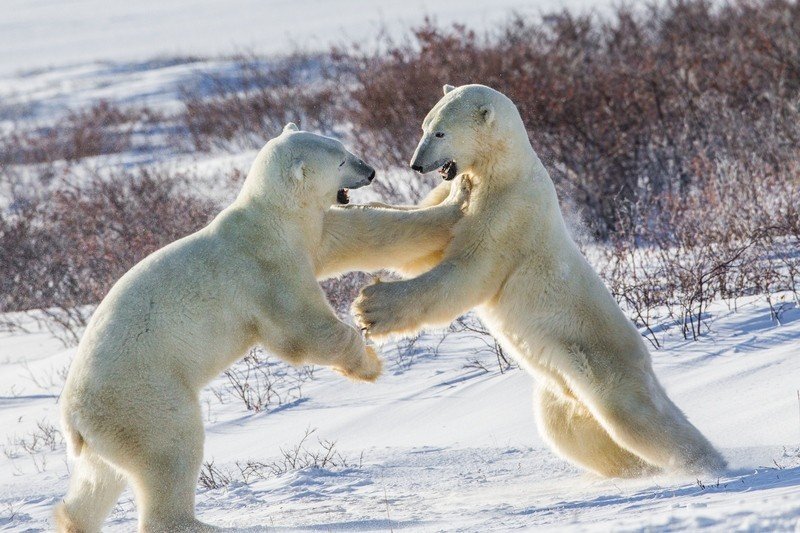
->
xmin=0 ymin=0 xmax=606 ymax=76
xmin=1 ymin=294 xmax=799 ymax=531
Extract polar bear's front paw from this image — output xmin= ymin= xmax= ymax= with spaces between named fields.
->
xmin=337 ymin=345 xmax=383 ymax=382
xmin=342 ymin=201 xmax=393 ymax=209
xmin=352 ymin=281 xmax=417 ymax=340
xmin=452 ymin=175 xmax=472 ymax=212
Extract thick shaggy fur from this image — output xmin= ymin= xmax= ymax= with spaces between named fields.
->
xmin=56 ymin=125 xmax=469 ymax=532
xmin=354 ymin=84 xmax=726 ymax=478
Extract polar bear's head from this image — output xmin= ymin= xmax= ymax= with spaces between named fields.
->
xmin=249 ymin=123 xmax=375 ymax=206
xmin=409 ymin=84 xmax=524 ymax=181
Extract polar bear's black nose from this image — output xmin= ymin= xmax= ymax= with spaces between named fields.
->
xmin=368 ymin=170 xmax=375 ymax=182
xmin=411 ymin=164 xmax=423 ymax=172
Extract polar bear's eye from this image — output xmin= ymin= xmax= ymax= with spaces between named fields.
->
xmin=339 ymin=160 xmax=346 ymax=167
xmin=434 ymin=132 xmax=445 ymax=138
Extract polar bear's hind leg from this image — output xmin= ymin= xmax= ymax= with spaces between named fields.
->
xmin=125 ymin=399 xmax=219 ymax=532
xmin=579 ymin=375 xmax=727 ymax=475
xmin=55 ymin=449 xmax=126 ymax=533
xmin=534 ymin=386 xmax=659 ymax=478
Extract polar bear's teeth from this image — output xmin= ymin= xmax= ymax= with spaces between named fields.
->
xmin=439 ymin=160 xmax=458 ymax=180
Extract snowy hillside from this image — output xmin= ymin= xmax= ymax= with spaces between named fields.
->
xmin=0 ymin=0 xmax=607 ymax=76
xmin=1 ymin=295 xmax=799 ymax=531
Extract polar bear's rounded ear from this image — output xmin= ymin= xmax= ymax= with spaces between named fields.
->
xmin=283 ymin=122 xmax=299 ymax=133
xmin=290 ymin=159 xmax=305 ymax=181
xmin=442 ymin=84 xmax=455 ymax=95
xmin=479 ymin=104 xmax=495 ymax=125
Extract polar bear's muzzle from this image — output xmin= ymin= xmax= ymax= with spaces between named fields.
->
xmin=338 ymin=160 xmax=376 ymax=204
xmin=411 ymin=158 xmax=458 ymax=181
xmin=410 ymin=135 xmax=457 ymax=179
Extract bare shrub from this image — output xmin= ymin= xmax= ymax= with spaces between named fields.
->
xmin=20 ymin=360 xmax=70 ymax=392
xmin=199 ymin=428 xmax=362 ymax=489
xmin=0 ymin=500 xmax=29 ymax=525
xmin=0 ymin=165 xmax=218 ymax=343
xmin=452 ymin=315 xmax=516 ymax=373
xmin=268 ymin=427 xmax=361 ymax=474
xmin=0 ymin=101 xmax=158 ymax=164
xmin=772 ymin=446 xmax=800 ymax=469
xmin=599 ymin=157 xmax=800 ymax=341
xmin=198 ymin=460 xmax=232 ymax=490
xmin=332 ymin=0 xmax=800 ymax=226
xmin=179 ymin=53 xmax=340 ymax=151
xmin=3 ymin=420 xmax=64 ymax=473
xmin=389 ymin=334 xmax=425 ymax=371
xmin=321 ymin=272 xmax=372 ymax=319
xmin=221 ymin=348 xmax=314 ymax=413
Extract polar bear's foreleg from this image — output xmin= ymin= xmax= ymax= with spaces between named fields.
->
xmin=275 ymin=316 xmax=382 ymax=382
xmin=534 ymin=386 xmax=659 ymax=478
xmin=259 ymin=275 xmax=382 ymax=382
xmin=55 ymin=449 xmax=126 ymax=533
xmin=318 ymin=205 xmax=455 ymax=278
xmin=574 ymin=373 xmax=727 ymax=475
xmin=353 ymin=248 xmax=501 ymax=340
xmin=356 ymin=181 xmax=454 ymax=211
xmin=316 ymin=179 xmax=470 ymax=279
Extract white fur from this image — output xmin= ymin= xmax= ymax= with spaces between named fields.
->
xmin=354 ymin=84 xmax=726 ymax=478
xmin=56 ymin=127 xmax=470 ymax=532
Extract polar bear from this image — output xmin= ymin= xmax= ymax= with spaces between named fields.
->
xmin=56 ymin=124 xmax=470 ymax=533
xmin=353 ymin=84 xmax=726 ymax=478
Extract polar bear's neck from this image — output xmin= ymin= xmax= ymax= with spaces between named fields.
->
xmin=467 ymin=131 xmax=543 ymax=188
xmin=227 ymin=186 xmax=327 ymax=253
xmin=466 ymin=131 xmax=569 ymax=245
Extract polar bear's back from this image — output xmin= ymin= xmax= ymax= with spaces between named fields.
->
xmin=66 ymin=227 xmax=257 ymax=397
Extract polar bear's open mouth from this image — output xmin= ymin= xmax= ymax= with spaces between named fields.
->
xmin=337 ymin=188 xmax=350 ymax=204
xmin=438 ymin=160 xmax=458 ymax=181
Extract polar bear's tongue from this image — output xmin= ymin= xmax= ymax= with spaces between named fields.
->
xmin=337 ymin=188 xmax=350 ymax=204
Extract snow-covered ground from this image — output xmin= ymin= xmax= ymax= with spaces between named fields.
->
xmin=1 ymin=294 xmax=799 ymax=531
xmin=0 ymin=0 xmax=609 ymax=76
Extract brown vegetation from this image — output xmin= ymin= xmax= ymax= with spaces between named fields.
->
xmin=1 ymin=101 xmax=159 ymax=165
xmin=2 ymin=0 xmax=799 ymax=344
xmin=334 ymin=0 xmax=800 ymax=228
xmin=0 ymin=166 xmax=217 ymax=342
xmin=180 ymin=54 xmax=340 ymax=151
